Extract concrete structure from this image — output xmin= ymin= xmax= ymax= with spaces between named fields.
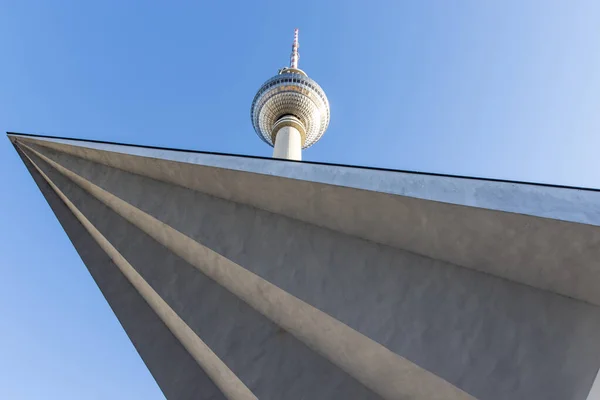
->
xmin=251 ymin=29 xmax=330 ymax=160
xmin=8 ymin=132 xmax=600 ymax=400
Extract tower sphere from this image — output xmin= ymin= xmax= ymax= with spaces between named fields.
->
xmin=251 ymin=29 xmax=330 ymax=153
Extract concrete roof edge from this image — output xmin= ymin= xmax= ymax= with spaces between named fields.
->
xmin=8 ymin=131 xmax=600 ymax=193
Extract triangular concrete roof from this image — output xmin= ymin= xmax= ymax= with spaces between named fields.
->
xmin=9 ymin=132 xmax=600 ymax=400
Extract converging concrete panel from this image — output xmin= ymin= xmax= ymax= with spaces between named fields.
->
xmin=10 ymin=133 xmax=600 ymax=400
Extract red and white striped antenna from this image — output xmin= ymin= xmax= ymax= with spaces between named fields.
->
xmin=290 ymin=28 xmax=300 ymax=68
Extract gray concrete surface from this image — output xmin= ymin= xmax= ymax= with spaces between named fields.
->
xmin=21 ymin=141 xmax=600 ymax=400
xmin=23 ymin=142 xmax=474 ymax=400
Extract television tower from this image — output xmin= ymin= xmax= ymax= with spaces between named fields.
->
xmin=251 ymin=29 xmax=330 ymax=160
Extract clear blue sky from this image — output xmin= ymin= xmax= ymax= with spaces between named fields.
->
xmin=1 ymin=1 xmax=599 ymax=398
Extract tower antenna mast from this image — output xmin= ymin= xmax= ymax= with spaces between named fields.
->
xmin=290 ymin=28 xmax=300 ymax=69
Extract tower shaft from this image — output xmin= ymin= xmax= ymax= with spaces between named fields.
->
xmin=273 ymin=125 xmax=302 ymax=160
xmin=271 ymin=114 xmax=305 ymax=161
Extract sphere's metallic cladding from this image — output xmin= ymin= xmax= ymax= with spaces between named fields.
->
xmin=251 ymin=70 xmax=330 ymax=149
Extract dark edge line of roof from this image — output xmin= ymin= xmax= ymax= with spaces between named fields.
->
xmin=7 ymin=131 xmax=600 ymax=193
